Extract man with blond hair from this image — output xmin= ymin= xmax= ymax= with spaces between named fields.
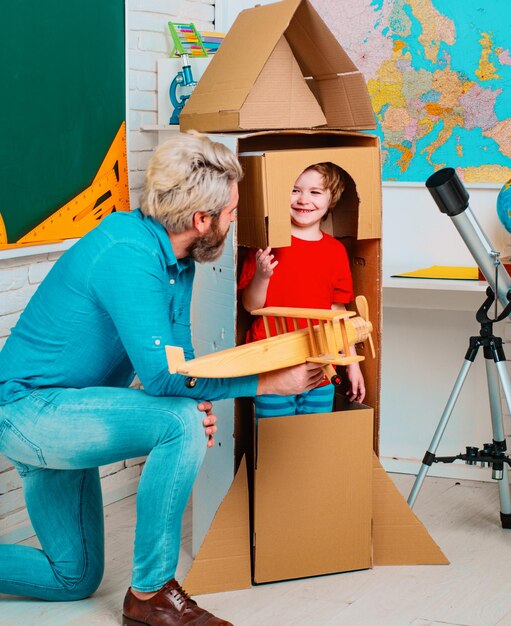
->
xmin=0 ymin=131 xmax=324 ymax=625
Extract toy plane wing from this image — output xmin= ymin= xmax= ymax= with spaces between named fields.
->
xmin=251 ymin=306 xmax=356 ymax=320
xmin=166 ymin=296 xmax=375 ymax=380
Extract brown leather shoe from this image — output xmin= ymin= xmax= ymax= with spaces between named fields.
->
xmin=122 ymin=578 xmax=233 ymax=625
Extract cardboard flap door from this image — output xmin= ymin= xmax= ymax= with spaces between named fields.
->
xmin=238 ymin=155 xmax=268 ymax=250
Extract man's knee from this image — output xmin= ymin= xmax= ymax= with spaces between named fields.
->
xmin=53 ymin=558 xmax=104 ymax=601
xmin=159 ymin=397 xmax=207 ymax=459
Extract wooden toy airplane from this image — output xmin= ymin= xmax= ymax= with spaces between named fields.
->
xmin=166 ymin=296 xmax=375 ymax=383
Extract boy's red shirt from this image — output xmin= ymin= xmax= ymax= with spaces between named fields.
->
xmin=238 ymin=233 xmax=354 ymax=342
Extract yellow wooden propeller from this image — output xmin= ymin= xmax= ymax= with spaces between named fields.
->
xmin=355 ymin=295 xmax=375 ymax=358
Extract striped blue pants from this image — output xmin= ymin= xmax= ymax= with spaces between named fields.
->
xmin=254 ymin=384 xmax=335 ymax=418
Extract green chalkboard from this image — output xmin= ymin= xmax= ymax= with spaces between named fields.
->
xmin=0 ymin=0 xmax=126 ymax=244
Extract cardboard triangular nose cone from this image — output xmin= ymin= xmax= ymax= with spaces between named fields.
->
xmin=179 ymin=0 xmax=376 ymax=132
xmin=239 ymin=36 xmax=326 ymax=130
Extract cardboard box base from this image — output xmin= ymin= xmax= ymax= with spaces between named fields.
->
xmin=183 ymin=452 xmax=448 ymax=595
xmin=253 ymin=409 xmax=373 ymax=584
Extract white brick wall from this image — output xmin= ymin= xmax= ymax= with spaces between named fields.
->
xmin=128 ymin=0 xmax=215 ymax=209
xmin=0 ymin=0 xmax=217 ymax=543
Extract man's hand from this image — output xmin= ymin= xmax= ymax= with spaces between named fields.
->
xmin=257 ymin=362 xmax=325 ymax=396
xmin=197 ymin=401 xmax=217 ymax=448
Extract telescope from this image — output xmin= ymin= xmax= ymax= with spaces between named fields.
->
xmin=425 ymin=167 xmax=511 ymax=309
xmin=408 ymin=167 xmax=511 ymax=528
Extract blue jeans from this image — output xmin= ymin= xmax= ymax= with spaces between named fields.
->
xmin=0 ymin=386 xmax=207 ymax=600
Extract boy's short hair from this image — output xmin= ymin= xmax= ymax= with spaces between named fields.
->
xmin=140 ymin=130 xmax=242 ymax=233
xmin=305 ymin=162 xmax=346 ymax=210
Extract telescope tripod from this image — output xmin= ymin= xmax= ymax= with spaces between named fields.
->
xmin=408 ymin=287 xmax=511 ymax=528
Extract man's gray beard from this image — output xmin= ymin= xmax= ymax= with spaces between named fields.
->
xmin=188 ymin=217 xmax=228 ymax=263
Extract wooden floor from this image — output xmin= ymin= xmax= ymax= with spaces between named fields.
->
xmin=2 ymin=473 xmax=511 ymax=626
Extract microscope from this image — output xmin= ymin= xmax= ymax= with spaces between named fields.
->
xmin=167 ymin=22 xmax=208 ymax=125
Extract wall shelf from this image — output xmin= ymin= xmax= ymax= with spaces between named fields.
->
xmin=383 ymin=266 xmax=488 ymax=312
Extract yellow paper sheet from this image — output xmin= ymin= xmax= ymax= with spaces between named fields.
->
xmin=392 ymin=265 xmax=479 ymax=280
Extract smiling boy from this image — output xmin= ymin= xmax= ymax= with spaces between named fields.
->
xmin=239 ymin=162 xmax=365 ymax=417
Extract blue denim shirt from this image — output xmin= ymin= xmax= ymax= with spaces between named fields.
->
xmin=0 ymin=209 xmax=257 ymax=404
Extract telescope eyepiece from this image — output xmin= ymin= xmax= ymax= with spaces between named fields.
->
xmin=426 ymin=167 xmax=469 ymax=216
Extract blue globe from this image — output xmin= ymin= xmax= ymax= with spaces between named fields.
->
xmin=497 ymin=179 xmax=511 ymax=233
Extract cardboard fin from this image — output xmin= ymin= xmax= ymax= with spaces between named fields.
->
xmin=239 ymin=36 xmax=326 ymax=130
xmin=183 ymin=457 xmax=251 ymax=595
xmin=372 ymin=454 xmax=449 ymax=565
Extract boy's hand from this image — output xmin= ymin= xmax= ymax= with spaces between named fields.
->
xmin=346 ymin=362 xmax=366 ymax=403
xmin=255 ymin=247 xmax=278 ymax=279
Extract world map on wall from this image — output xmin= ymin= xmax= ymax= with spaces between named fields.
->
xmin=312 ymin=0 xmax=511 ymax=183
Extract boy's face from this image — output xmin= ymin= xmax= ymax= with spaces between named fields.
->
xmin=290 ymin=169 xmax=332 ymax=230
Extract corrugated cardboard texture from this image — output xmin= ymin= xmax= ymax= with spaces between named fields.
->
xmin=240 ymin=36 xmax=326 ymax=130
xmin=253 ymin=409 xmax=373 ymax=583
xmin=306 ymin=74 xmax=376 ymax=130
xmin=372 ymin=454 xmax=449 ymax=565
xmin=183 ymin=457 xmax=251 ymax=594
xmin=238 ymin=144 xmax=381 ymax=249
xmin=179 ymin=0 xmax=376 ymax=132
